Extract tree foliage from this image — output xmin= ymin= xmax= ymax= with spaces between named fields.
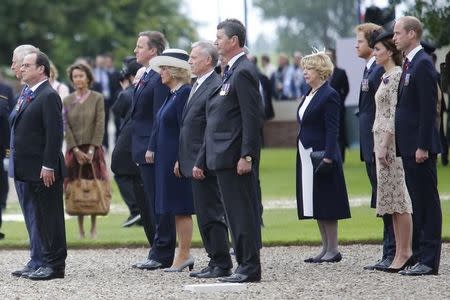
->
xmin=0 ymin=0 xmax=197 ymax=74
xmin=253 ymin=0 xmax=357 ymax=54
xmin=405 ymin=0 xmax=450 ymax=47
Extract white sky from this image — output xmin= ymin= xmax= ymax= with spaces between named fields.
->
xmin=182 ymin=0 xmax=406 ymax=46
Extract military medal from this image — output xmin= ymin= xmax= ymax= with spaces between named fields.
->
xmin=404 ymin=74 xmax=410 ymax=86
xmin=220 ymin=83 xmax=230 ymax=96
xmin=361 ymin=79 xmax=369 ymax=92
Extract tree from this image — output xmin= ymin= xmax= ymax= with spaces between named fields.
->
xmin=0 ymin=0 xmax=197 ymax=76
xmin=253 ymin=0 xmax=357 ymax=54
xmin=405 ymin=0 xmax=450 ymax=47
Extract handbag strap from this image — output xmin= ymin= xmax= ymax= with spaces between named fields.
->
xmin=77 ymin=161 xmax=99 ymax=180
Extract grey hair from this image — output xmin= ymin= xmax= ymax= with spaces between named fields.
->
xmin=191 ymin=40 xmax=219 ymax=67
xmin=13 ymin=44 xmax=39 ymax=62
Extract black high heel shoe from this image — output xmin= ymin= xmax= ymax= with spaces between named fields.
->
xmin=318 ymin=252 xmax=342 ymax=263
xmin=384 ymin=256 xmax=414 ymax=273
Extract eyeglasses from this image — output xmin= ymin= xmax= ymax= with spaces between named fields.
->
xmin=21 ymin=63 xmax=37 ymax=68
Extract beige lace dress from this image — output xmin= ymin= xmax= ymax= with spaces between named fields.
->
xmin=373 ymin=66 xmax=412 ymax=215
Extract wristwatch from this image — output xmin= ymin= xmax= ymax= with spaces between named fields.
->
xmin=244 ymin=155 xmax=252 ymax=162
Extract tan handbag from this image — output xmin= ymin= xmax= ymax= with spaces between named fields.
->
xmin=65 ymin=163 xmax=111 ymax=216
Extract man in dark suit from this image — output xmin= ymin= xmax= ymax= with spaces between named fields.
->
xmin=177 ymin=41 xmax=232 ymax=279
xmin=327 ymin=49 xmax=349 ymax=162
xmin=111 ymin=59 xmax=144 ymax=227
xmin=13 ymin=51 xmax=67 ymax=280
xmin=130 ymin=31 xmax=175 ymax=270
xmin=9 ymin=44 xmax=45 ymax=278
xmin=203 ymin=19 xmax=262 ymax=283
xmin=393 ymin=16 xmax=442 ymax=276
xmin=355 ymin=24 xmax=396 ymax=271
xmin=0 ymin=80 xmax=14 ymax=215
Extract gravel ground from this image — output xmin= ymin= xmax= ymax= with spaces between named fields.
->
xmin=1 ymin=244 xmax=450 ymax=299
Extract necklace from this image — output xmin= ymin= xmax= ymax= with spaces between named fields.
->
xmin=310 ymin=81 xmax=325 ymax=95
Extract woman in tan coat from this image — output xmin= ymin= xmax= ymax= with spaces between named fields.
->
xmin=63 ymin=63 xmax=108 ymax=239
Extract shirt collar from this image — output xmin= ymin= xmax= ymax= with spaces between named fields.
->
xmin=227 ymin=51 xmax=246 ymax=69
xmin=366 ymin=56 xmax=376 ymax=70
xmin=195 ymin=69 xmax=214 ymax=88
xmin=406 ymin=45 xmax=423 ymax=62
xmin=29 ymin=79 xmax=48 ymax=92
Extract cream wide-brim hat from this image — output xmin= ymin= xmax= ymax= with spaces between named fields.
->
xmin=149 ymin=48 xmax=190 ymax=72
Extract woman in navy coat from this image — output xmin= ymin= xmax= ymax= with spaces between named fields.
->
xmin=296 ymin=52 xmax=351 ymax=263
xmin=148 ymin=49 xmax=195 ymax=272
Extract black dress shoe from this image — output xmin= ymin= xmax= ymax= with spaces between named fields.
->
xmin=190 ymin=266 xmax=213 ymax=277
xmin=136 ymin=259 xmax=168 ymax=270
xmin=304 ymin=257 xmax=321 ymax=263
xmin=364 ymin=257 xmax=393 ymax=271
xmin=399 ymin=263 xmax=437 ymax=276
xmin=196 ymin=266 xmax=232 ymax=279
xmin=12 ymin=266 xmax=37 ymax=278
xmin=27 ymin=267 xmax=65 ymax=281
xmin=218 ymin=272 xmax=261 ymax=283
xmin=318 ymin=252 xmax=342 ymax=263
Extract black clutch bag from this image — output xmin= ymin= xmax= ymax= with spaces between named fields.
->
xmin=310 ymin=151 xmax=325 ymax=172
xmin=310 ymin=150 xmax=333 ymax=175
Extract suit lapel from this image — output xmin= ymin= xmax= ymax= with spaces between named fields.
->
xmin=301 ymin=83 xmax=327 ymax=121
xmin=131 ymin=69 xmax=157 ymax=115
xmin=183 ymin=75 xmax=212 ymax=119
xmin=15 ymin=80 xmax=48 ymax=123
xmin=398 ymin=50 xmax=421 ymax=98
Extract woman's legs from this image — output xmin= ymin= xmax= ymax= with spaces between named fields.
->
xmin=77 ymin=215 xmax=85 ymax=238
xmin=312 ymin=220 xmax=328 ymax=260
xmin=389 ymin=212 xmax=413 ymax=268
xmin=171 ymin=215 xmax=193 ymax=267
xmin=90 ymin=215 xmax=97 ymax=239
xmin=321 ymin=220 xmax=339 ymax=260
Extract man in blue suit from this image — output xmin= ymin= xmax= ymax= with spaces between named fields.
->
xmin=394 ymin=16 xmax=442 ymax=276
xmin=355 ymin=24 xmax=396 ymax=271
xmin=130 ymin=31 xmax=175 ymax=270
xmin=9 ymin=45 xmax=45 ymax=277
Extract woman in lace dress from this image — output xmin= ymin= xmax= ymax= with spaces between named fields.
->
xmin=372 ymin=31 xmax=413 ymax=272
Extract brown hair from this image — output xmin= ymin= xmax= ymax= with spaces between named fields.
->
xmin=138 ymin=31 xmax=167 ymax=55
xmin=396 ymin=16 xmax=423 ymax=40
xmin=376 ymin=38 xmax=402 ymax=66
xmin=67 ymin=63 xmax=94 ymax=87
xmin=355 ymin=23 xmax=382 ymax=45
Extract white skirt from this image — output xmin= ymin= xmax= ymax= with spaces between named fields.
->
xmin=298 ymin=139 xmax=314 ymax=217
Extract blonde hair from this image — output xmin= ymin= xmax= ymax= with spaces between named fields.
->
xmin=166 ymin=66 xmax=191 ymax=84
xmin=355 ymin=23 xmax=382 ymax=44
xmin=301 ymin=52 xmax=334 ymax=81
xmin=50 ymin=61 xmax=58 ymax=80
xmin=396 ymin=16 xmax=423 ymax=40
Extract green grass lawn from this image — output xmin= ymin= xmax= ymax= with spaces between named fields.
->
xmin=1 ymin=148 xmax=450 ymax=248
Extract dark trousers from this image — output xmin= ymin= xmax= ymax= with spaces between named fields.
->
xmin=148 ymin=213 xmax=176 ymax=265
xmin=114 ymin=174 xmax=141 ymax=216
xmin=0 ymin=166 xmax=8 ymax=210
xmin=215 ymin=169 xmax=261 ymax=276
xmin=402 ymin=156 xmax=442 ymax=271
xmin=138 ymin=164 xmax=156 ymax=245
xmin=28 ymin=180 xmax=67 ymax=269
xmin=15 ymin=180 xmax=43 ymax=269
xmin=191 ymin=176 xmax=232 ymax=270
xmin=365 ymin=161 xmax=395 ymax=259
xmin=252 ymin=158 xmax=264 ymax=228
xmin=102 ymin=102 xmax=110 ymax=150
